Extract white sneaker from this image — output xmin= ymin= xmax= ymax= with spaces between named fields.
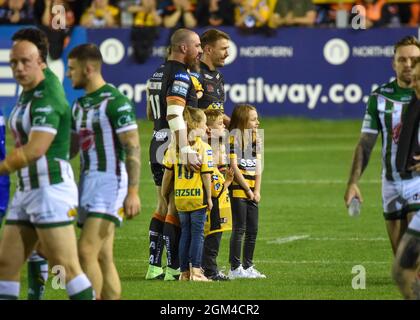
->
xmin=228 ymin=265 xmax=250 ymax=279
xmin=244 ymin=266 xmax=266 ymax=279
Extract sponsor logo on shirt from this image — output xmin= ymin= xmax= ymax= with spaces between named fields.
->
xmin=173 ymin=80 xmax=189 ymax=89
xmin=100 ymin=92 xmax=112 ymax=98
xmin=172 ymin=85 xmax=188 ymax=96
xmin=35 ymin=105 xmax=53 ymax=113
xmin=380 ymin=87 xmax=394 ymax=93
xmin=117 ymin=103 xmax=132 ymax=112
xmin=152 ymin=72 xmax=164 ymax=79
xmin=33 ymin=116 xmax=47 ymax=126
xmin=174 ymin=72 xmax=190 ymax=81
xmin=117 ymin=114 xmax=135 ymax=127
xmin=79 ymin=128 xmax=95 ymax=151
xmin=33 ymin=90 xmax=43 ymax=98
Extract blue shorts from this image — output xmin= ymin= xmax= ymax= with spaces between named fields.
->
xmin=0 ymin=179 xmax=10 ymax=217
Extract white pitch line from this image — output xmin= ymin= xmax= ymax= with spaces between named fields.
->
xmin=267 ymin=235 xmax=310 ymax=244
xmin=253 ymin=260 xmax=389 ymax=265
xmin=114 ymin=258 xmax=389 ymax=265
xmin=264 ymin=146 xmax=356 ymax=152
xmin=309 ymin=237 xmax=387 ymax=241
xmin=263 ymin=179 xmax=381 ymax=184
xmin=264 ymin=236 xmax=387 ymax=243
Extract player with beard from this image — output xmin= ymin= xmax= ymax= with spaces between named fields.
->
xmin=145 ymin=28 xmax=203 ymax=280
xmin=190 ymin=29 xmax=232 ymax=280
xmin=344 ymin=36 xmax=420 ymax=256
xmin=67 ymin=44 xmax=141 ymax=299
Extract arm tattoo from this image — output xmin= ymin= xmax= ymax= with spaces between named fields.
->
xmin=348 ymin=133 xmax=377 ymax=184
xmin=124 ymin=144 xmax=140 ymax=188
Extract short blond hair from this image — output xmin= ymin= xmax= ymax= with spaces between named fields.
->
xmin=204 ymin=109 xmax=223 ymax=126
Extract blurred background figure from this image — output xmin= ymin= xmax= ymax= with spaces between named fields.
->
xmin=128 ymin=0 xmax=162 ymax=64
xmin=408 ymin=2 xmax=419 ymax=27
xmin=128 ymin=0 xmax=162 ymax=27
xmin=234 ymin=0 xmax=270 ymax=32
xmin=80 ymin=0 xmax=120 ymax=28
xmin=0 ymin=0 xmax=35 ymax=25
xmin=351 ymin=0 xmax=400 ymax=28
xmin=161 ymin=0 xmax=197 ymax=29
xmin=269 ymin=0 xmax=316 ymax=28
xmin=195 ymin=0 xmax=235 ymax=27
xmin=33 ymin=0 xmax=76 ymax=59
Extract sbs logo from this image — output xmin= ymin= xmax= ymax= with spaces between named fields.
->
xmin=323 ymin=38 xmax=350 ymax=65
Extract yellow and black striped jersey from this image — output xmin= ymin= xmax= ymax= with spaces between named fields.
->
xmin=163 ymin=137 xmax=214 ymax=212
xmin=205 ymin=166 xmax=232 ymax=236
xmin=229 ymin=135 xmax=260 ymax=198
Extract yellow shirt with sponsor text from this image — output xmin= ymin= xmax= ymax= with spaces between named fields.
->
xmin=163 ymin=137 xmax=214 ymax=212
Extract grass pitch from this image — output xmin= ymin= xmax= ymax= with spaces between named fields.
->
xmin=5 ymin=117 xmax=402 ymax=300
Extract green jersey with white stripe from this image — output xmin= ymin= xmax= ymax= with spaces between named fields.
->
xmin=9 ymin=71 xmax=72 ymax=191
xmin=72 ymin=84 xmax=138 ymax=176
xmin=361 ymin=80 xmax=414 ymax=181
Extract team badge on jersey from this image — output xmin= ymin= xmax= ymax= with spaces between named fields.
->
xmin=79 ymin=128 xmax=95 ymax=151
xmin=393 ymin=123 xmax=402 ymax=144
xmin=67 ymin=208 xmax=77 ymax=217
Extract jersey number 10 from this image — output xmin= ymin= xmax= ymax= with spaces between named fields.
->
xmin=177 ymin=164 xmax=194 ymax=179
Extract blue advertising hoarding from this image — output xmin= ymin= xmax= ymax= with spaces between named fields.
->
xmin=0 ymin=26 xmax=419 ymax=119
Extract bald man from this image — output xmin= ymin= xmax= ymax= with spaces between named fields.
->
xmin=145 ymin=28 xmax=203 ymax=281
xmin=0 ymin=38 xmax=94 ymax=300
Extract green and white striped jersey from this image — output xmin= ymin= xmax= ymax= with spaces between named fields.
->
xmin=72 ymin=84 xmax=138 ymax=176
xmin=8 ymin=68 xmax=72 ymax=191
xmin=361 ymin=80 xmax=414 ymax=181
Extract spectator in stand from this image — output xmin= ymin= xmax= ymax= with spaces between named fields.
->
xmin=234 ymin=0 xmax=270 ymax=30
xmin=352 ymin=0 xmax=400 ymax=28
xmin=0 ymin=0 xmax=35 ymax=25
xmin=269 ymin=0 xmax=316 ymax=28
xmin=195 ymin=0 xmax=235 ymax=27
xmin=409 ymin=3 xmax=419 ymax=27
xmin=33 ymin=0 xmax=76 ymax=59
xmin=80 ymin=0 xmax=120 ymax=28
xmin=128 ymin=0 xmax=162 ymax=27
xmin=128 ymin=0 xmax=162 ymax=63
xmin=162 ymin=0 xmax=197 ymax=29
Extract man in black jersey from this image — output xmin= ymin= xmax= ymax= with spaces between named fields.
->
xmin=192 ymin=29 xmax=231 ymax=127
xmin=145 ymin=28 xmax=203 ymax=280
xmin=192 ymin=29 xmax=231 ymax=281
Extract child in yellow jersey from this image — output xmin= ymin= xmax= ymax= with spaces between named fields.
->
xmin=202 ymin=109 xmax=233 ymax=281
xmin=227 ymin=104 xmax=266 ymax=279
xmin=161 ymin=107 xmax=213 ymax=281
